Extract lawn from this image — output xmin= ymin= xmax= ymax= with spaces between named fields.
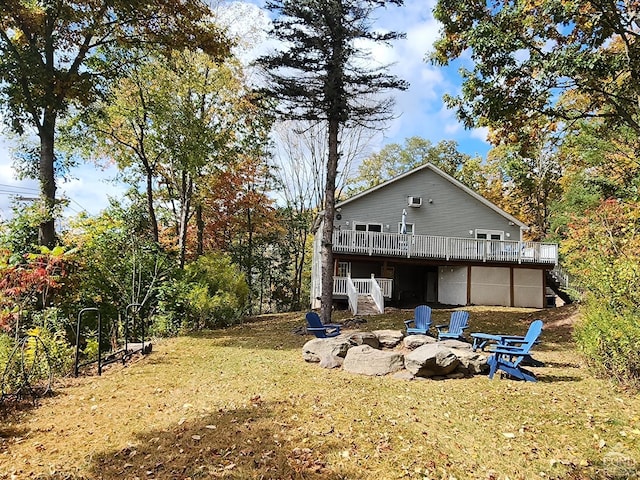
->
xmin=1 ymin=305 xmax=639 ymax=479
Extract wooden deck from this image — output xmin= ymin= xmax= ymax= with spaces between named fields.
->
xmin=332 ymin=230 xmax=557 ymax=265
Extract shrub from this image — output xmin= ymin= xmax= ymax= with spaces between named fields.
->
xmin=155 ymin=253 xmax=248 ymax=333
xmin=0 ymin=333 xmax=15 ymax=377
xmin=574 ymin=299 xmax=640 ymax=388
xmin=563 ymin=199 xmax=640 ymax=387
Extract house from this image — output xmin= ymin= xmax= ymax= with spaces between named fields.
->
xmin=310 ymin=163 xmax=559 ymax=313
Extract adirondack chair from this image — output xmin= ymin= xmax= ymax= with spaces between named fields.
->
xmin=404 ymin=305 xmax=432 ymax=335
xmin=435 ymin=310 xmax=470 ymax=341
xmin=487 ymin=319 xmax=544 ymax=382
xmin=305 ymin=312 xmax=341 ymax=338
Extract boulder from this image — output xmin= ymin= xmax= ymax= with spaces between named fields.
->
xmin=319 ymin=355 xmax=344 ymax=369
xmin=347 ymin=331 xmax=380 ymax=348
xmin=404 ymin=344 xmax=460 ymax=377
xmin=450 ymin=348 xmax=489 ymax=374
xmin=343 ymin=345 xmax=404 ymax=376
xmin=439 ymin=339 xmax=473 ymax=350
xmin=372 ymin=329 xmax=404 ymax=348
xmin=403 ymin=334 xmax=436 ymax=350
xmin=302 ymin=335 xmax=352 ymax=363
xmin=392 ymin=370 xmax=416 ymax=381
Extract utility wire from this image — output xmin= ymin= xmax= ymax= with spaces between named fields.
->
xmin=0 ymin=183 xmax=39 ymax=192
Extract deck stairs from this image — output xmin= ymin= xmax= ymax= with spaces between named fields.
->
xmin=545 ymin=265 xmax=574 ymax=304
xmin=356 ymin=295 xmax=381 ymax=315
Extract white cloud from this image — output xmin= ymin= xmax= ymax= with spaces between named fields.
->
xmin=470 ymin=127 xmax=489 ymax=142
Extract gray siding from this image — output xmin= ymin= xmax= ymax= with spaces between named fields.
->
xmin=335 ymin=167 xmax=522 ymax=240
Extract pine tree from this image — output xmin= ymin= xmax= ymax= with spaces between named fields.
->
xmin=258 ymin=0 xmax=407 ymax=322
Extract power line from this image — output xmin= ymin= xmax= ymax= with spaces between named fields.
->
xmin=0 ymin=183 xmax=39 ymax=192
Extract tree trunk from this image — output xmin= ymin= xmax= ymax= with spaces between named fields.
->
xmin=245 ymin=203 xmax=254 ymax=315
xmin=178 ymin=172 xmax=192 ymax=269
xmin=320 ymin=118 xmax=339 ymax=324
xmin=196 ymin=202 xmax=204 ymax=257
xmin=39 ymin=117 xmax=57 ymax=248
xmin=144 ymin=166 xmax=159 ymax=243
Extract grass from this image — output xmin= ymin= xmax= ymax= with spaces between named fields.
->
xmin=1 ymin=305 xmax=639 ymax=479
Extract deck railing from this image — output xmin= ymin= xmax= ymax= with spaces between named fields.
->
xmin=334 ymin=276 xmax=388 ymax=315
xmin=333 ymin=277 xmax=393 ymax=298
xmin=333 ymin=230 xmax=558 ymax=264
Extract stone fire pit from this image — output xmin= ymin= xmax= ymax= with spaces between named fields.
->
xmin=302 ymin=330 xmax=489 ymax=379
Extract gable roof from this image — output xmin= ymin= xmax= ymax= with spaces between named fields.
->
xmin=337 ymin=162 xmax=529 ymax=230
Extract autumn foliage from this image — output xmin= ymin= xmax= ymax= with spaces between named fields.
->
xmin=563 ymin=199 xmax=640 ymax=385
xmin=0 ymin=247 xmax=68 ymax=332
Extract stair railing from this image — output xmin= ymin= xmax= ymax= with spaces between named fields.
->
xmin=370 ymin=274 xmax=384 ymax=314
xmin=346 ymin=277 xmax=358 ymax=315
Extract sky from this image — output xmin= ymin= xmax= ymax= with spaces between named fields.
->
xmin=0 ymin=0 xmax=487 ymax=221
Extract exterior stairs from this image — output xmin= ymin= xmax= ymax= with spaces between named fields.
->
xmin=545 ymin=266 xmax=574 ymax=304
xmin=356 ymin=295 xmax=382 ymax=315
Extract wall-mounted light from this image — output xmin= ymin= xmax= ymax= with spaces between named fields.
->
xmin=345 ymin=221 xmax=349 ymax=225
xmin=385 ymin=224 xmax=389 ymax=230
xmin=428 ymin=198 xmax=433 ymax=204
xmin=469 ymin=230 xmax=474 ymax=236
xmin=506 ymin=232 xmax=511 ymax=238
xmin=336 ymin=213 xmax=342 ymax=220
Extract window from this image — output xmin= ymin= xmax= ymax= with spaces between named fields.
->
xmin=398 ymin=223 xmax=414 ymax=234
xmin=337 ymin=262 xmax=351 ymax=277
xmin=475 ymin=229 xmax=503 ymax=240
xmin=353 ymin=222 xmax=383 ymax=232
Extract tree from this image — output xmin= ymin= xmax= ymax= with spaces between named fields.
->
xmin=258 ymin=0 xmax=407 ymax=323
xmin=270 ymin=120 xmax=376 ymax=309
xmin=0 ymin=0 xmax=230 ymax=247
xmin=431 ymin=1 xmax=640 ymax=146
xmin=73 ymin=49 xmax=270 ymax=268
xmin=347 ymin=136 xmax=482 ymax=193
xmin=487 ymin=123 xmax=564 ymax=241
xmin=198 ymin=154 xmax=281 ymax=313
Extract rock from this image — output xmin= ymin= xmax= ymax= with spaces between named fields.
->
xmin=343 ymin=345 xmax=404 ymax=376
xmin=347 ymin=331 xmax=380 ymax=348
xmin=404 ymin=344 xmax=460 ymax=377
xmin=403 ymin=334 xmax=436 ymax=349
xmin=342 ymin=317 xmax=368 ymax=329
xmin=319 ymin=355 xmax=344 ymax=369
xmin=291 ymin=326 xmax=307 ymax=335
xmin=439 ymin=339 xmax=473 ymax=350
xmin=302 ymin=335 xmax=352 ymax=363
xmin=392 ymin=370 xmax=416 ymax=381
xmin=450 ymin=348 xmax=489 ymax=374
xmin=372 ymin=329 xmax=404 ymax=348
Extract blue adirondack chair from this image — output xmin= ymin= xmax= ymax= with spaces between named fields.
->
xmin=404 ymin=305 xmax=432 ymax=335
xmin=487 ymin=319 xmax=543 ymax=382
xmin=436 ymin=310 xmax=470 ymax=341
xmin=305 ymin=312 xmax=341 ymax=338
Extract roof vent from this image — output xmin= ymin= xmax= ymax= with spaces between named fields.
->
xmin=407 ymin=196 xmax=422 ymax=207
